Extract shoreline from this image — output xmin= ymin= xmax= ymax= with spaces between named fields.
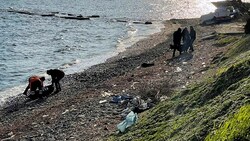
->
xmin=0 ymin=20 xmax=166 ymax=107
xmin=0 ymin=18 xmax=179 ymax=139
xmin=0 ymin=17 xmax=245 ymax=140
xmin=106 ymin=20 xmax=179 ymax=62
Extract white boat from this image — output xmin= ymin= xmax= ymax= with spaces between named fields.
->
xmin=200 ymin=6 xmax=238 ymax=25
xmin=211 ymin=0 xmax=250 ymax=9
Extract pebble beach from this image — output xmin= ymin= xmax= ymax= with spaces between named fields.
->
xmin=0 ymin=14 xmax=246 ymax=141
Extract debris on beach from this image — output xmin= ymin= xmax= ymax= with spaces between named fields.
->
xmin=101 ymin=91 xmax=114 ymax=97
xmin=140 ymin=62 xmax=155 ymax=68
xmin=0 ymin=14 xmax=246 ymax=140
xmin=117 ymin=111 xmax=138 ymax=133
xmin=175 ymin=67 xmax=182 ymax=72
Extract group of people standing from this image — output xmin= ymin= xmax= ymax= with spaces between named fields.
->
xmin=23 ymin=69 xmax=65 ymax=98
xmin=171 ymin=26 xmax=196 ymax=57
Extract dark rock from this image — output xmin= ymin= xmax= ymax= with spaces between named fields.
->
xmin=89 ymin=15 xmax=100 ymax=18
xmin=141 ymin=62 xmax=154 ymax=68
xmin=145 ymin=21 xmax=152 ymax=24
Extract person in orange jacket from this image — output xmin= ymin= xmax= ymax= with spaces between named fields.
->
xmin=23 ymin=76 xmax=45 ymax=96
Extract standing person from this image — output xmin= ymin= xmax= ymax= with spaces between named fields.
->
xmin=189 ymin=26 xmax=196 ymax=52
xmin=47 ymin=69 xmax=65 ymax=93
xmin=23 ymin=76 xmax=45 ymax=96
xmin=244 ymin=18 xmax=250 ymax=34
xmin=181 ymin=27 xmax=191 ymax=52
xmin=172 ymin=28 xmax=182 ymax=57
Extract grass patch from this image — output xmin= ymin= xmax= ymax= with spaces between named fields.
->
xmin=107 ymin=36 xmax=250 ymax=141
xmin=214 ymin=35 xmax=239 ymax=47
xmin=225 ymin=35 xmax=250 ymax=57
xmin=205 ymin=105 xmax=250 ymax=141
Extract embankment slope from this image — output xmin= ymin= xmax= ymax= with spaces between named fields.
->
xmin=109 ymin=27 xmax=250 ymax=141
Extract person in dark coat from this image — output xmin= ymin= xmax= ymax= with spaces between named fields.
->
xmin=181 ymin=27 xmax=191 ymax=52
xmin=189 ymin=26 xmax=196 ymax=52
xmin=244 ymin=18 xmax=250 ymax=34
xmin=23 ymin=76 xmax=45 ymax=96
xmin=47 ymin=69 xmax=65 ymax=93
xmin=171 ymin=28 xmax=182 ymax=57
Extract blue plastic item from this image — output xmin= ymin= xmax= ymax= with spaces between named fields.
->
xmin=117 ymin=111 xmax=138 ymax=132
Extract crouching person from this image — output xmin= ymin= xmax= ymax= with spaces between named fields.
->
xmin=47 ymin=69 xmax=65 ymax=93
xmin=23 ymin=76 xmax=45 ymax=97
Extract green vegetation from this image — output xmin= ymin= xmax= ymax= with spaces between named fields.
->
xmin=205 ymin=105 xmax=250 ymax=141
xmin=225 ymin=36 xmax=250 ymax=57
xmin=214 ymin=35 xmax=239 ymax=47
xmin=108 ymin=35 xmax=250 ymax=141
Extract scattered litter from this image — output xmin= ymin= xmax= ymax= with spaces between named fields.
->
xmin=131 ymin=97 xmax=153 ymax=113
xmin=175 ymin=67 xmax=182 ymax=72
xmin=101 ymin=91 xmax=113 ymax=97
xmin=62 ymin=109 xmax=69 ymax=115
xmin=110 ymin=95 xmax=133 ymax=104
xmin=99 ymin=100 xmax=108 ymax=104
xmin=160 ymin=96 xmax=169 ymax=101
xmin=8 ymin=132 xmax=13 ymax=136
xmin=131 ymin=82 xmax=139 ymax=89
xmin=117 ymin=111 xmax=138 ymax=133
xmin=182 ymin=62 xmax=188 ymax=65
xmin=202 ymin=62 xmax=206 ymax=67
xmin=42 ymin=115 xmax=49 ymax=118
xmin=121 ymin=107 xmax=132 ymax=118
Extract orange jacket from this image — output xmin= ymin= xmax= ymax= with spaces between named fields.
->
xmin=29 ymin=76 xmax=43 ymax=88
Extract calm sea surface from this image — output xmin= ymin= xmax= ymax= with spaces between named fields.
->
xmin=0 ymin=0 xmax=215 ymax=104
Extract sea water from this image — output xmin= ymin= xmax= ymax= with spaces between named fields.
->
xmin=0 ymin=0 xmax=215 ymax=105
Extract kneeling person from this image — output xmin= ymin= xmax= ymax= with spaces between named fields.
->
xmin=23 ymin=76 xmax=45 ymax=96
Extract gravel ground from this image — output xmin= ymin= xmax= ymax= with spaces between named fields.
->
xmin=0 ymin=18 xmax=245 ymax=141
